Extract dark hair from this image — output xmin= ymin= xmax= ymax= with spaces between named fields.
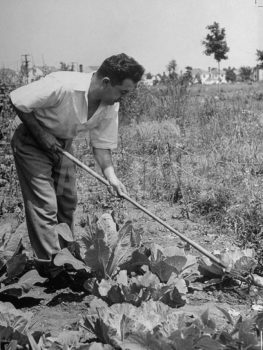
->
xmin=97 ymin=53 xmax=145 ymax=85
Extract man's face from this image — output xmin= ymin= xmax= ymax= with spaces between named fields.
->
xmin=101 ymin=78 xmax=136 ymax=105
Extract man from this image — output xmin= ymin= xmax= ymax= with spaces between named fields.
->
xmin=10 ymin=53 xmax=144 ymax=272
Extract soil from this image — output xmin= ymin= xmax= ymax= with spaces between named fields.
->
xmin=0 ymin=198 xmax=256 ymax=337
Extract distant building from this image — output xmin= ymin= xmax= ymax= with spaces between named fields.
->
xmin=192 ymin=67 xmax=227 ymax=84
xmin=69 ymin=64 xmax=99 ymax=73
xmin=252 ymin=67 xmax=263 ymax=81
xmin=142 ymin=74 xmax=161 ymax=86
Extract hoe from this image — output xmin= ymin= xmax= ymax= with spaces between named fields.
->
xmin=59 ymin=149 xmax=228 ymax=270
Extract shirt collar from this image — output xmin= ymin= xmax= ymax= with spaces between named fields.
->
xmin=68 ymin=71 xmax=94 ymax=107
xmin=49 ymin=70 xmax=94 ymax=93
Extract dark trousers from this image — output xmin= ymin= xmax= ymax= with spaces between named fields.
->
xmin=11 ymin=124 xmax=77 ymax=261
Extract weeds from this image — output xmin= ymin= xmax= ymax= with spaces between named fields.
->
xmin=119 ymin=80 xmax=263 ymax=262
xmin=119 ymin=78 xmax=189 ymax=124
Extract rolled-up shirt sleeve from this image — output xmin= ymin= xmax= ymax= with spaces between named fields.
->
xmin=90 ymin=103 xmax=119 ymax=150
xmin=9 ymin=75 xmax=64 ymax=113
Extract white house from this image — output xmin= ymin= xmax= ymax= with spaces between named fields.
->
xmin=252 ymin=67 xmax=263 ymax=81
xmin=192 ymin=67 xmax=227 ymax=84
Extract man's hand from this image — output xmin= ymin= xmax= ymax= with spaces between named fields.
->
xmin=37 ymin=130 xmax=62 ymax=154
xmin=92 ymin=148 xmax=127 ymax=197
xmin=107 ymin=173 xmax=127 ymax=196
xmin=37 ymin=131 xmax=62 ymax=163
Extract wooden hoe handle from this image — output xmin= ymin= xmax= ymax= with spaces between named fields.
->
xmin=60 ymin=149 xmax=227 ymax=270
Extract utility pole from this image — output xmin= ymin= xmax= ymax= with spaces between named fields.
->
xmin=21 ymin=54 xmax=30 ymax=83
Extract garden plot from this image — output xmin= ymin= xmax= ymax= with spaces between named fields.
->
xmin=0 ymin=209 xmax=263 ymax=349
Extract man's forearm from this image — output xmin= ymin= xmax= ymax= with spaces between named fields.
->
xmin=11 ymin=103 xmax=61 ymax=155
xmin=92 ymin=147 xmax=127 ymax=195
xmin=11 ymin=104 xmax=45 ymax=141
xmin=92 ymin=148 xmax=116 ymax=180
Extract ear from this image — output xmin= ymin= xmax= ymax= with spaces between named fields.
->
xmin=102 ymin=77 xmax=111 ymax=87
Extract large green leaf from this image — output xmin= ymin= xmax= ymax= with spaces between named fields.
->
xmin=164 ymin=255 xmax=188 ymax=272
xmin=123 ymin=331 xmax=175 ymax=350
xmin=167 ymin=273 xmax=188 ymax=294
xmin=83 ymin=313 xmax=120 ymax=348
xmin=4 ymin=222 xmax=32 ymax=259
xmin=95 ymin=269 xmax=187 ymax=308
xmin=54 ymin=248 xmax=91 ymax=272
xmin=0 ymin=224 xmax=32 ymax=279
xmin=0 ymin=302 xmax=35 ymax=349
xmin=84 ymin=237 xmax=111 ymax=278
xmin=106 ymin=221 xmax=139 ymax=277
xmin=88 ymin=343 xmax=115 ymax=350
xmin=53 ymin=330 xmax=82 ymax=347
xmin=130 ymin=270 xmax=160 ymax=289
xmin=96 ymin=213 xmax=118 ymax=249
xmin=216 ymin=306 xmax=234 ymax=326
xmin=97 ymin=278 xmax=125 ymax=305
xmin=83 ymin=300 xmax=196 ymax=347
xmin=0 ymin=269 xmax=46 ymax=298
xmin=98 ymin=278 xmax=116 ymax=297
xmin=83 ymin=218 xmax=144 ymax=278
xmin=255 ymin=312 xmax=263 ymax=331
xmin=150 ymin=260 xmax=178 ymax=282
xmin=0 ymin=223 xmax=12 ymax=251
xmin=195 ymin=335 xmax=223 ymax=350
xmin=200 ymin=309 xmax=216 ymax=330
xmin=149 ymin=243 xmax=198 ymax=282
xmin=169 ymin=323 xmax=201 ymax=346
xmin=234 ymin=256 xmax=257 ymax=274
xmin=0 ymin=325 xmax=29 ymax=347
xmin=169 ymin=329 xmax=195 ymax=350
xmin=199 ymin=247 xmax=256 ymax=279
xmin=217 ymin=331 xmax=234 ymax=346
xmin=0 ymin=301 xmax=33 ymax=333
xmin=6 ymin=253 xmax=27 ymax=279
xmin=238 ymin=319 xmax=258 ymax=348
xmin=119 ymin=250 xmax=150 ymax=273
xmin=55 ymin=222 xmax=74 ymax=243
xmin=158 ymin=285 xmax=186 ymax=308
xmin=198 ymin=257 xmax=224 ymax=277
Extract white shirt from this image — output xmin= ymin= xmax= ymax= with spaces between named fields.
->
xmin=10 ymin=71 xmax=119 ymax=149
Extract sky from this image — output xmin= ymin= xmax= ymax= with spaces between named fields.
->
xmin=0 ymin=0 xmax=262 ymax=74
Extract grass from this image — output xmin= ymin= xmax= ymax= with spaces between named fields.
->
xmin=118 ymin=80 xmax=263 ymax=262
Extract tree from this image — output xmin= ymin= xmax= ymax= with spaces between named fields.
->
xmin=239 ymin=66 xmax=252 ymax=82
xmin=256 ymin=50 xmax=263 ymax=68
xmin=59 ymin=62 xmax=71 ymax=71
xmin=0 ymin=68 xmax=19 ymax=85
xmin=41 ymin=65 xmax=57 ymax=76
xmin=224 ymin=67 xmax=236 ymax=83
xmin=167 ymin=59 xmax=177 ymax=80
xmin=145 ymin=72 xmax=153 ymax=79
xmin=202 ymin=22 xmax=229 ymax=80
xmin=183 ymin=66 xmax=193 ymax=84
